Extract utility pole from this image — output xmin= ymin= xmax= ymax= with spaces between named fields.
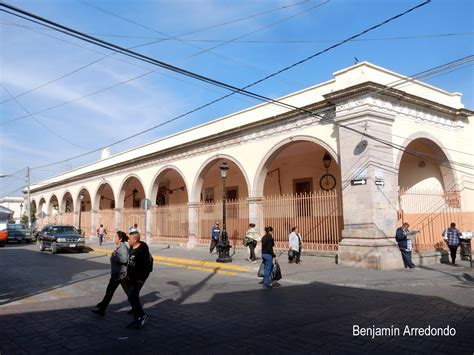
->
xmin=26 ymin=167 xmax=31 ymax=229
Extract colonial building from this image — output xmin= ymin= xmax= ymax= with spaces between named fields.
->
xmin=28 ymin=62 xmax=474 ymax=269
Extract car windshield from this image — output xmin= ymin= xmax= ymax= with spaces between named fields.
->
xmin=9 ymin=224 xmax=27 ymax=231
xmin=51 ymin=226 xmax=78 ymax=234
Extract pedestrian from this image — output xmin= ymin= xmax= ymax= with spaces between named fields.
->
xmin=288 ymin=226 xmax=302 ymax=264
xmin=261 ymin=226 xmax=278 ymax=288
xmin=442 ymin=222 xmax=462 ymax=265
xmin=91 ymin=231 xmax=129 ymax=316
xmin=244 ymin=223 xmax=260 ymax=263
xmin=125 ymin=230 xmax=152 ymax=328
xmin=129 ymin=223 xmax=140 ymax=234
xmin=395 ymin=222 xmax=417 ymax=269
xmin=96 ymin=224 xmax=107 ymax=245
xmin=210 ymin=221 xmax=220 ymax=254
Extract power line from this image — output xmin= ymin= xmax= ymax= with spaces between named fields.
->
xmin=0 ymin=1 xmax=430 ymax=126
xmin=0 ymin=0 xmax=325 ymax=107
xmin=0 ymin=84 xmax=89 ymax=149
xmin=86 ymin=31 xmax=474 ymax=44
xmin=6 ymin=1 xmax=468 ymax=175
xmin=4 ymin=20 xmax=471 ymax=44
xmin=8 ymin=0 xmax=471 ymax=176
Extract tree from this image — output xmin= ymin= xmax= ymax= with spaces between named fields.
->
xmin=20 ymin=207 xmax=37 ymax=226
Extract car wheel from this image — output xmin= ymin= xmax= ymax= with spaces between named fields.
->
xmin=0 ymin=241 xmax=5 ymax=248
xmin=26 ymin=240 xmax=31 ymax=244
xmin=39 ymin=241 xmax=45 ymax=251
xmin=51 ymin=242 xmax=58 ymax=254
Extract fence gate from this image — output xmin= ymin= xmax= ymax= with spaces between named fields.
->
xmin=152 ymin=203 xmax=188 ymax=244
xmin=198 ymin=198 xmax=249 ymax=246
xmin=120 ymin=208 xmax=146 ymax=234
xmin=97 ymin=209 xmax=116 ymax=240
xmin=262 ymin=191 xmax=342 ymax=251
xmin=398 ymin=188 xmax=464 ymax=252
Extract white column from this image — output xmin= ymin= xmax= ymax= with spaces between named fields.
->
xmin=91 ymin=210 xmax=98 ymax=240
xmin=145 ymin=208 xmax=153 ymax=245
xmin=114 ymin=208 xmax=122 ymax=233
xmin=187 ymin=202 xmax=200 ymax=249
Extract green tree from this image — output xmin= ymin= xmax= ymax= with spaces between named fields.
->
xmin=20 ymin=207 xmax=37 ymax=226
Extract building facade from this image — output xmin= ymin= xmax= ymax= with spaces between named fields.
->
xmin=0 ymin=197 xmax=26 ymax=222
xmin=28 ymin=62 xmax=474 ymax=269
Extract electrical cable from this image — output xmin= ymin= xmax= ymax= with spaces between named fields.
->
xmin=5 ymin=1 xmax=472 ymax=176
xmin=1 ymin=84 xmax=89 ymax=149
xmin=0 ymin=1 xmax=431 ymax=126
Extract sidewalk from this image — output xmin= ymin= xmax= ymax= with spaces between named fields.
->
xmin=86 ymin=239 xmax=473 ymax=305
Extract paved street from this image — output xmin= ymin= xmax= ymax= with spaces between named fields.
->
xmin=0 ymin=242 xmax=473 ymax=354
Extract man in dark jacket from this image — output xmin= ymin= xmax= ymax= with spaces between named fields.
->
xmin=126 ymin=231 xmax=152 ymax=328
xmin=210 ymin=222 xmax=220 ymax=254
xmin=92 ymin=231 xmax=129 ymax=316
xmin=396 ymin=223 xmax=416 ymax=269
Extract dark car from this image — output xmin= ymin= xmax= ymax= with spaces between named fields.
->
xmin=38 ymin=224 xmax=85 ymax=254
xmin=6 ymin=223 xmax=33 ymax=244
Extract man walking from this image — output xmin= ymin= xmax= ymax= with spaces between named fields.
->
xmin=97 ymin=224 xmax=107 ymax=246
xmin=443 ymin=222 xmax=462 ymax=265
xmin=396 ymin=223 xmax=416 ymax=269
xmin=210 ymin=222 xmax=220 ymax=254
xmin=126 ymin=230 xmax=152 ymax=329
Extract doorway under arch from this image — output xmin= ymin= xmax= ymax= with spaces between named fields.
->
xmin=398 ymin=137 xmax=461 ymax=252
xmin=194 ymin=157 xmax=250 ymax=246
xmin=150 ymin=167 xmax=189 ymax=244
xmin=256 ymin=139 xmax=343 ymax=251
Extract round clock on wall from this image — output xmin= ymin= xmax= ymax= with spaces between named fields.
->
xmin=319 ymin=173 xmax=336 ymax=191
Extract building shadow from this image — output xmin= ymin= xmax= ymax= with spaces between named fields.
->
xmin=1 ymin=273 xmax=473 ymax=354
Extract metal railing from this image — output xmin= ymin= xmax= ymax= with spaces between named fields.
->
xmin=152 ymin=203 xmax=189 ymax=244
xmin=261 ymin=191 xmax=342 ymax=251
xmin=398 ymin=188 xmax=467 ymax=252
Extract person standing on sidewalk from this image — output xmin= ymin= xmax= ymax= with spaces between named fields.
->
xmin=442 ymin=222 xmax=462 ymax=265
xmin=126 ymin=231 xmax=152 ymax=328
xmin=245 ymin=223 xmax=260 ymax=263
xmin=261 ymin=226 xmax=276 ymax=288
xmin=288 ymin=226 xmax=302 ymax=264
xmin=97 ymin=224 xmax=107 ymax=246
xmin=396 ymin=223 xmax=416 ymax=269
xmin=91 ymin=231 xmax=129 ymax=316
xmin=210 ymin=222 xmax=220 ymax=254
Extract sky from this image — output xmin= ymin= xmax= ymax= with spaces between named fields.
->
xmin=0 ymin=0 xmax=473 ymax=197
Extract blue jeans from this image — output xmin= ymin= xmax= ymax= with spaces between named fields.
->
xmin=262 ymin=254 xmax=274 ymax=285
xmin=98 ymin=234 xmax=104 ymax=245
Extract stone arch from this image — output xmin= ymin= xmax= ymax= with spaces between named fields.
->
xmin=38 ymin=197 xmax=46 ymax=216
xmin=92 ymin=180 xmax=116 ymax=211
xmin=191 ymin=154 xmax=251 ymax=203
xmin=253 ymin=135 xmax=340 ymax=197
xmin=117 ymin=174 xmax=147 ymax=209
xmin=47 ymin=194 xmax=59 ymax=215
xmin=76 ymin=188 xmax=92 ymax=212
xmin=149 ymin=165 xmax=189 ymax=207
xmin=60 ymin=190 xmax=74 ymax=213
xmin=396 ymin=132 xmax=459 ymax=191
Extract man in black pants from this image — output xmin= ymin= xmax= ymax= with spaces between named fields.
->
xmin=396 ymin=223 xmax=416 ymax=269
xmin=126 ymin=231 xmax=152 ymax=329
xmin=443 ymin=222 xmax=462 ymax=265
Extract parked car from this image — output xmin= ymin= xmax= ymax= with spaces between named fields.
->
xmin=6 ymin=223 xmax=33 ymax=244
xmin=0 ymin=223 xmax=7 ymax=247
xmin=38 ymin=224 xmax=85 ymax=254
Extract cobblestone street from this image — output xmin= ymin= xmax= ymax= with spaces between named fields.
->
xmin=0 ymin=243 xmax=473 ymax=354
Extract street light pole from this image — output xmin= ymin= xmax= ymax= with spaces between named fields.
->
xmin=78 ymin=191 xmax=84 ymax=235
xmin=26 ymin=167 xmax=31 ymax=229
xmin=216 ymin=161 xmax=232 ymax=263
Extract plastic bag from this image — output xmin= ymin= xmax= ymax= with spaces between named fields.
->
xmin=271 ymin=260 xmax=282 ymax=281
